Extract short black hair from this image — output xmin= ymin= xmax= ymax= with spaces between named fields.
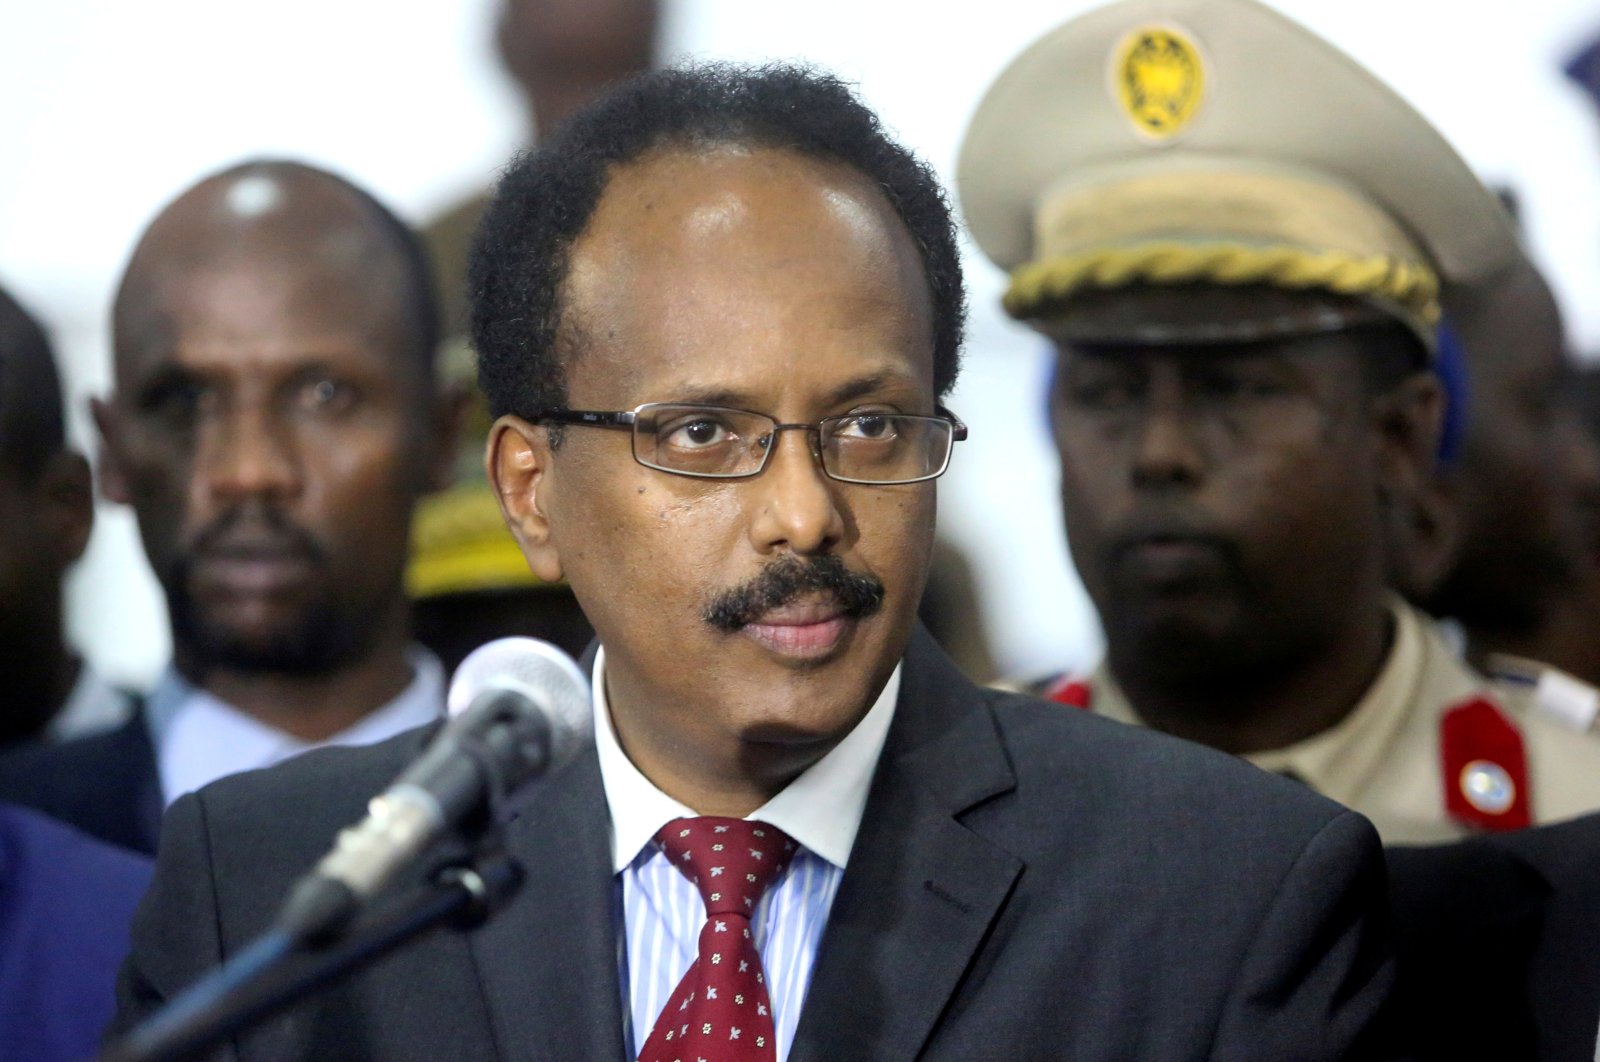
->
xmin=470 ymin=62 xmax=966 ymax=420
xmin=0 ymin=281 xmax=67 ymax=481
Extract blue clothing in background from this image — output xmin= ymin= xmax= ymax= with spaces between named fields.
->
xmin=0 ymin=802 xmax=152 ymax=1061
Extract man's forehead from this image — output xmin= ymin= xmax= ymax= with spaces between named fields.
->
xmin=558 ymin=145 xmax=933 ymax=393
xmin=115 ymin=259 xmax=414 ymax=383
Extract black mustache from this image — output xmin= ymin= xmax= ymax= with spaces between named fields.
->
xmin=703 ymin=555 xmax=885 ymax=631
xmin=187 ymin=503 xmax=326 ymax=568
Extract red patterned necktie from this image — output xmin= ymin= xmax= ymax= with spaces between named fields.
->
xmin=638 ymin=816 xmax=796 ymax=1062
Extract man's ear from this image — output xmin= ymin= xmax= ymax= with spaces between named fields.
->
xmin=1372 ymin=371 xmax=1459 ymax=600
xmin=487 ymin=414 xmax=564 ymax=584
xmin=89 ymin=396 xmax=131 ymax=505
xmin=35 ymin=450 xmax=94 ymax=568
xmin=1373 ymin=371 xmax=1446 ymax=489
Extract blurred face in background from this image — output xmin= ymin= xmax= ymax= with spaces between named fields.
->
xmin=1048 ymin=286 xmax=1433 ymax=689
xmin=97 ymin=171 xmax=449 ymax=678
xmin=1431 ymin=268 xmax=1600 ymax=631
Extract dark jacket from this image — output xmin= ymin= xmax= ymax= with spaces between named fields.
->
xmin=0 ymin=711 xmax=161 ymax=855
xmin=1389 ymin=811 xmax=1600 ymax=1061
xmin=115 ymin=629 xmax=1402 ymax=1060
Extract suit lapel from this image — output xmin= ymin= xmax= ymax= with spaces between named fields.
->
xmin=466 ymin=747 xmax=627 ymax=1062
xmin=792 ymin=630 xmax=1023 ymax=1062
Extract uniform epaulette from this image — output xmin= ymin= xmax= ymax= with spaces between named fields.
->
xmin=1440 ymin=695 xmax=1531 ymax=831
xmin=1044 ymin=676 xmax=1093 ymax=710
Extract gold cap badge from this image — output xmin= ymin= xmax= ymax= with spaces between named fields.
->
xmin=1113 ymin=26 xmax=1205 ymax=139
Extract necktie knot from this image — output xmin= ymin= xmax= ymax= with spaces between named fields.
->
xmin=656 ymin=816 xmax=795 ymax=916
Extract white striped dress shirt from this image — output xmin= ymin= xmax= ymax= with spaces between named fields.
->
xmin=592 ymin=647 xmax=901 ymax=1062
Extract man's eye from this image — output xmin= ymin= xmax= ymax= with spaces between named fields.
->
xmin=836 ymin=413 xmax=896 ymax=440
xmin=1194 ymin=369 xmax=1285 ymax=401
xmin=1065 ymin=379 xmax=1137 ymax=410
xmin=664 ymin=417 xmax=733 ymax=448
xmin=297 ymin=378 xmax=356 ymax=413
xmin=138 ymin=379 xmax=208 ymax=425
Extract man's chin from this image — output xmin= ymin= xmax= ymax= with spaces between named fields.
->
xmin=174 ymin=607 xmax=360 ymax=676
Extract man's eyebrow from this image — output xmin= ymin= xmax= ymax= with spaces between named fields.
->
xmin=662 ymin=370 xmax=917 ymax=410
xmin=823 ymin=370 xmax=915 ymax=406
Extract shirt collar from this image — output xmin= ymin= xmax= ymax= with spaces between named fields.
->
xmin=592 ymin=644 xmax=901 ymax=874
xmin=147 ymin=645 xmax=446 ymax=805
xmin=46 ymin=664 xmax=133 ymax=741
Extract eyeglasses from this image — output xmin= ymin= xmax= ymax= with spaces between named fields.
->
xmin=535 ymin=402 xmax=968 ymax=484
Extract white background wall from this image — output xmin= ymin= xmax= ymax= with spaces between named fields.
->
xmin=5 ymin=0 xmax=1600 ymax=686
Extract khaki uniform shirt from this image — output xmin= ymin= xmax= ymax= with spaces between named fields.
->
xmin=1068 ymin=600 xmax=1600 ymax=844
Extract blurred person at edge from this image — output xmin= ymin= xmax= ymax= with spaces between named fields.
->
xmin=963 ymin=0 xmax=1600 ymax=843
xmin=1421 ymin=264 xmax=1600 ymax=734
xmin=406 ymin=0 xmax=660 ymax=671
xmin=0 ymin=281 xmax=122 ymax=748
xmin=0 ymin=801 xmax=151 ymax=1062
xmin=0 ymin=160 xmax=460 ymax=855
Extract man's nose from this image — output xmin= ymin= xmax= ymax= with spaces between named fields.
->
xmin=198 ymin=405 xmax=303 ymax=503
xmin=746 ymin=429 xmax=847 ymax=556
xmin=1130 ymin=379 xmax=1207 ymax=489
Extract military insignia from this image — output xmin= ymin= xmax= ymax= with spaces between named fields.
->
xmin=1112 ymin=25 xmax=1206 ymax=139
xmin=1459 ymin=759 xmax=1515 ymax=815
xmin=1440 ymin=697 xmax=1532 ymax=830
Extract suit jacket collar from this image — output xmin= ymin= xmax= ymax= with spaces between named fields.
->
xmin=466 ymin=747 xmax=627 ymax=1062
xmin=792 ymin=626 xmax=1022 ymax=1062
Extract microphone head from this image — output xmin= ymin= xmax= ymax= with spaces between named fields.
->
xmin=447 ymin=638 xmax=593 ymax=767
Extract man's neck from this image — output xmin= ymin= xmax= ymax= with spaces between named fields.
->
xmin=177 ymin=638 xmax=416 ymax=743
xmin=1112 ymin=605 xmax=1395 ymax=756
xmin=0 ymin=632 xmax=79 ymax=744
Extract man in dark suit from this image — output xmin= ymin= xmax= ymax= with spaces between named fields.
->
xmin=1389 ymin=813 xmax=1600 ymax=1061
xmin=0 ymin=282 xmax=116 ymax=747
xmin=0 ymin=161 xmax=461 ymax=854
xmin=116 ymin=64 xmax=1402 ymax=1059
xmin=0 ymin=802 xmax=151 ymax=1061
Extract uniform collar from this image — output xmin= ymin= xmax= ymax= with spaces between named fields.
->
xmin=1095 ymin=596 xmax=1442 ymax=806
xmin=592 ymin=644 xmax=901 ymax=874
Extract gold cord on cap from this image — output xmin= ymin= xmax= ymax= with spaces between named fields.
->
xmin=1004 ymin=242 xmax=1441 ymax=336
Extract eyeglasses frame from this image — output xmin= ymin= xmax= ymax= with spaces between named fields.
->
xmin=532 ymin=401 xmax=968 ymax=485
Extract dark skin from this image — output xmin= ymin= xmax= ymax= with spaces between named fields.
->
xmin=1466 ymin=365 xmax=1600 ymax=683
xmin=1430 ymin=266 xmax=1600 ymax=679
xmin=1050 ymin=287 xmax=1442 ymax=754
xmin=489 ymin=146 xmax=939 ymax=815
xmin=94 ymin=167 xmax=459 ymax=740
xmin=0 ymin=448 xmax=93 ymax=744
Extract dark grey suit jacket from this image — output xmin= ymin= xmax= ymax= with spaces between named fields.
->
xmin=1389 ymin=811 xmax=1600 ymax=1062
xmin=116 ymin=629 xmax=1401 ymax=1060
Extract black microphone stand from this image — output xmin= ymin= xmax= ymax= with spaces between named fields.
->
xmin=100 ymin=845 xmax=524 ymax=1062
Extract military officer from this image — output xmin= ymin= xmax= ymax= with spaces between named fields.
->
xmin=958 ymin=0 xmax=1600 ymax=843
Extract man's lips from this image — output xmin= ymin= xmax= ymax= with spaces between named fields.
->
xmin=738 ymin=600 xmax=853 ymax=659
xmin=190 ymin=550 xmax=316 ymax=595
xmin=1111 ymin=534 xmax=1230 ymax=587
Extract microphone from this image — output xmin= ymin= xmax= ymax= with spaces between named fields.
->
xmin=277 ymin=638 xmax=591 ymax=943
